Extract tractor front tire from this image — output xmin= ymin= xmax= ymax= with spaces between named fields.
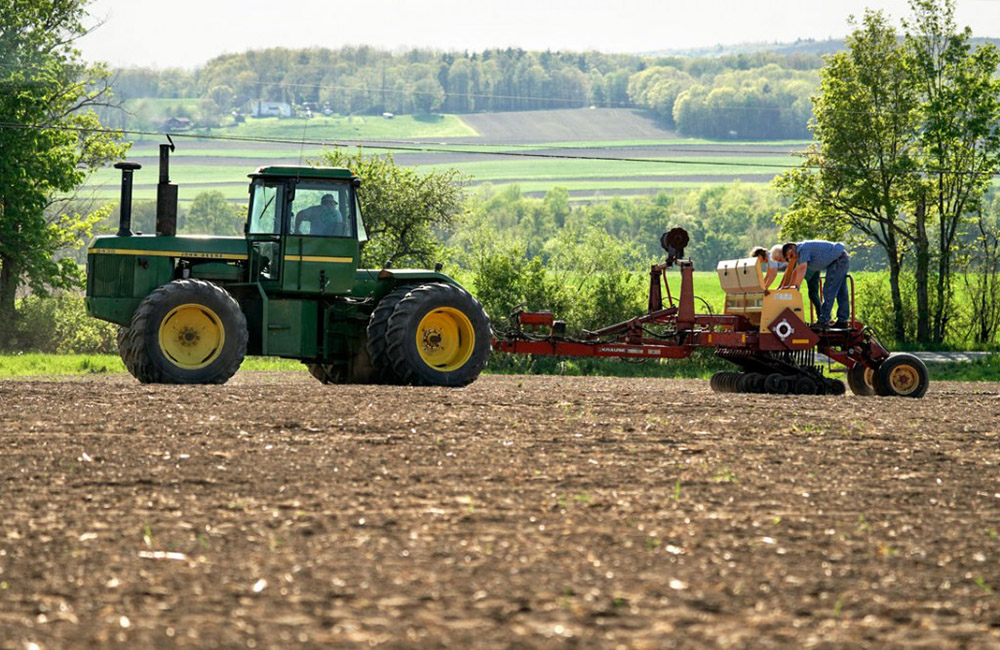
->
xmin=122 ymin=279 xmax=247 ymax=384
xmin=384 ymin=283 xmax=491 ymax=387
xmin=874 ymin=353 xmax=929 ymax=398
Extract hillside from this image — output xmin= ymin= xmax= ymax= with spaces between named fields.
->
xmin=457 ymin=108 xmax=679 ymax=144
xmin=81 ymin=108 xmax=799 ymax=205
xmin=649 ymin=36 xmax=1000 ymax=58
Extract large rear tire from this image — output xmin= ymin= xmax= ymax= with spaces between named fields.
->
xmin=122 ymin=279 xmax=247 ymax=384
xmin=384 ymin=283 xmax=491 ymax=386
xmin=366 ymin=285 xmax=414 ymax=384
xmin=874 ymin=353 xmax=929 ymax=398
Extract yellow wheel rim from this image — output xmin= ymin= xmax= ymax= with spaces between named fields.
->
xmin=863 ymin=367 xmax=875 ymax=390
xmin=415 ymin=307 xmax=475 ymax=372
xmin=158 ymin=303 xmax=226 ymax=370
xmin=888 ymin=364 xmax=920 ymax=396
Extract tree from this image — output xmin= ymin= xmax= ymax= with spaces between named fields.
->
xmin=412 ymin=77 xmax=445 ymax=114
xmin=961 ymin=196 xmax=1000 ymax=344
xmin=182 ymin=191 xmax=244 ymax=236
xmin=315 ymin=149 xmax=468 ymax=268
xmin=776 ymin=0 xmax=1000 ymax=344
xmin=0 ymin=0 xmax=129 ymax=347
xmin=905 ymin=0 xmax=1000 ymax=343
xmin=774 ymin=10 xmax=921 ymax=342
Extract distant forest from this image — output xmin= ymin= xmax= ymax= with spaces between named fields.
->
xmin=107 ymin=46 xmax=830 ymax=140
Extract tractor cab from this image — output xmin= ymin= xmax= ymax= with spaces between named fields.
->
xmin=246 ymin=166 xmax=366 ymax=295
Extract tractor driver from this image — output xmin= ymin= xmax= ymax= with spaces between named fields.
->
xmin=294 ymin=194 xmax=346 ymax=236
xmin=781 ymin=240 xmax=851 ymax=329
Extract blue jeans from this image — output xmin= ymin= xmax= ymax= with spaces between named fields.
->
xmin=820 ymin=253 xmax=850 ymax=323
xmin=805 ymin=269 xmax=822 ymax=319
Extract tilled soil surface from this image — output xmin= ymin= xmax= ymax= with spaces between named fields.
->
xmin=2 ymin=374 xmax=999 ymax=649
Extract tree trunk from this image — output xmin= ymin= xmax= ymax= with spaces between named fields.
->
xmin=885 ymin=235 xmax=906 ymax=343
xmin=0 ymin=253 xmax=18 ymax=349
xmin=933 ymin=207 xmax=953 ymax=344
xmin=913 ymin=200 xmax=931 ymax=343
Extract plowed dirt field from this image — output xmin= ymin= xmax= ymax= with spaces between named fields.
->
xmin=2 ymin=374 xmax=999 ymax=649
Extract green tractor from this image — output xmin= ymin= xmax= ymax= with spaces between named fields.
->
xmin=85 ymin=143 xmax=491 ymax=386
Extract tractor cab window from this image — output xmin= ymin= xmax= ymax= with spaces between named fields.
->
xmin=247 ymin=182 xmax=284 ymax=281
xmin=355 ymin=193 xmax=368 ymax=242
xmin=248 ymin=183 xmax=283 ymax=235
xmin=289 ymin=182 xmax=354 ymax=238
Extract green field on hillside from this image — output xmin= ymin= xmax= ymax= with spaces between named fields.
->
xmin=81 ymin=109 xmax=807 ymax=202
xmin=193 ymin=114 xmax=477 ymax=140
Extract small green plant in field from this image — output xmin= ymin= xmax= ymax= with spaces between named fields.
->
xmin=673 ymin=479 xmax=682 ymax=501
xmin=975 ymin=577 xmax=993 ymax=594
xmin=712 ymin=469 xmax=738 ymax=483
xmin=878 ymin=545 xmax=897 ymax=557
xmin=989 ymin=528 xmax=998 ymax=539
xmin=833 ymin=595 xmax=845 ymax=618
xmin=142 ymin=523 xmax=154 ymax=548
xmin=645 ymin=536 xmax=661 ymax=551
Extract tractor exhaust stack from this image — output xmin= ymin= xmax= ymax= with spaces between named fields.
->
xmin=113 ymin=161 xmax=142 ymax=237
xmin=156 ymin=137 xmax=178 ymax=236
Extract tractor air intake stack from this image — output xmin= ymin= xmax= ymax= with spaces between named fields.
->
xmin=155 ymin=140 xmax=178 ymax=236
xmin=113 ymin=161 xmax=142 ymax=237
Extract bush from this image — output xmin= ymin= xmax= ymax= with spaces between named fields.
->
xmin=851 ymin=272 xmax=919 ymax=346
xmin=10 ymin=294 xmax=118 ymax=354
xmin=471 ymin=243 xmax=573 ymax=327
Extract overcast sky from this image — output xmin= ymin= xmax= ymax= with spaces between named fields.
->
xmin=78 ymin=0 xmax=1000 ymax=69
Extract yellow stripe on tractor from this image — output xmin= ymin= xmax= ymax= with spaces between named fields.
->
xmin=89 ymin=248 xmax=248 ymax=261
xmin=284 ymin=255 xmax=354 ymax=263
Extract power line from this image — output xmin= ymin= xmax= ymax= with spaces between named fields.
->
xmin=0 ymin=121 xmax=997 ymax=177
xmin=0 ymin=121 xmax=803 ymax=169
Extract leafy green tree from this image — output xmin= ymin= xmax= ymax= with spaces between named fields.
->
xmin=412 ymin=77 xmax=445 ymax=114
xmin=905 ymin=0 xmax=1000 ymax=342
xmin=961 ymin=195 xmax=1000 ymax=344
xmin=0 ymin=0 xmax=129 ymax=347
xmin=775 ymin=10 xmax=921 ymax=341
xmin=777 ymin=0 xmax=1000 ymax=343
xmin=182 ymin=191 xmax=244 ymax=236
xmin=315 ymin=149 xmax=467 ymax=268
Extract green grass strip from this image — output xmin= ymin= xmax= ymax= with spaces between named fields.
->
xmin=0 ymin=354 xmax=304 ymax=378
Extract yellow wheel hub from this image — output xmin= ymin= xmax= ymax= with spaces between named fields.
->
xmin=158 ymin=303 xmax=226 ymax=370
xmin=887 ymin=364 xmax=919 ymax=396
xmin=863 ymin=367 xmax=875 ymax=390
xmin=415 ymin=307 xmax=475 ymax=372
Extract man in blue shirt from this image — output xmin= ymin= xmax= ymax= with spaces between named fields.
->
xmin=781 ymin=240 xmax=851 ymax=328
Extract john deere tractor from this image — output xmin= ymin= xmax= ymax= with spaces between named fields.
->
xmin=85 ymin=143 xmax=490 ymax=386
